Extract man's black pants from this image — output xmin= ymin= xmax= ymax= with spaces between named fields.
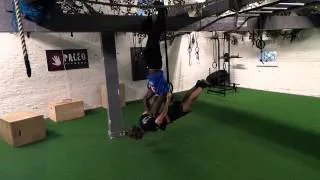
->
xmin=142 ymin=9 xmax=166 ymax=70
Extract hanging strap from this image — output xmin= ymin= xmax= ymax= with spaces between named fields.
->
xmin=211 ymin=32 xmax=217 ymax=69
xmin=163 ymin=8 xmax=173 ymax=93
xmin=163 ymin=10 xmax=170 ymax=83
xmin=195 ymin=32 xmax=200 ymax=64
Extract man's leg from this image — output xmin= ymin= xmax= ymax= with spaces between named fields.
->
xmin=181 ymin=86 xmax=197 ymax=102
xmin=181 ymin=79 xmax=210 ymax=102
xmin=181 ymin=87 xmax=203 ymax=112
xmin=143 ymin=5 xmax=169 ymax=99
xmin=144 ymin=2 xmax=166 ymax=71
xmin=143 ymin=88 xmax=154 ymax=113
xmin=180 ymin=80 xmax=209 ymax=111
xmin=150 ymin=95 xmax=166 ymax=115
xmin=152 ymin=3 xmax=166 ymax=43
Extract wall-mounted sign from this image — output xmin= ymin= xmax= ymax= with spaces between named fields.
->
xmin=46 ymin=49 xmax=89 ymax=71
xmin=130 ymin=47 xmax=146 ymax=81
xmin=257 ymin=51 xmax=278 ymax=67
xmin=259 ymin=51 xmax=277 ymax=62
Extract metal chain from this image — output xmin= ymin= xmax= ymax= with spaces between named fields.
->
xmin=212 ymin=32 xmax=217 ymax=69
xmin=195 ymin=32 xmax=199 ymax=64
xmin=187 ymin=34 xmax=192 ymax=66
xmin=188 ymin=45 xmax=192 ymax=66
xmin=195 ymin=43 xmax=199 ymax=63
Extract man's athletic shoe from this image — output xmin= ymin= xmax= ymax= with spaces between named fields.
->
xmin=196 ymin=79 xmax=211 ymax=88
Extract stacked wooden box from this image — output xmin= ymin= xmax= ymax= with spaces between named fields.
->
xmin=48 ymin=99 xmax=85 ymax=122
xmin=0 ymin=111 xmax=46 ymax=147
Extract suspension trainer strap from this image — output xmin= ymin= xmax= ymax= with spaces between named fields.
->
xmin=164 ymin=10 xmax=173 ymax=93
xmin=163 ymin=12 xmax=170 ymax=82
xmin=13 ymin=0 xmax=31 ymax=77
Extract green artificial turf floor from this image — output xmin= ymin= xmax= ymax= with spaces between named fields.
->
xmin=1 ymin=88 xmax=320 ymax=180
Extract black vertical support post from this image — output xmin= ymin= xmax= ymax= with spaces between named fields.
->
xmin=227 ymin=33 xmax=231 ymax=84
xmin=258 ymin=15 xmax=265 ymax=63
xmin=164 ymin=36 xmax=169 ymax=82
xmin=217 ymin=36 xmax=220 ymax=71
xmin=100 ymin=32 xmax=123 ymax=138
xmin=259 ymin=20 xmax=263 ymax=61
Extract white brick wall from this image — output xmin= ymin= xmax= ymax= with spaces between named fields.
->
xmin=167 ymin=32 xmax=216 ymax=92
xmin=115 ymin=32 xmax=149 ymax=102
xmin=0 ymin=28 xmax=319 ymax=117
xmin=116 ymin=29 xmax=320 ymax=101
xmin=0 ymin=32 xmax=105 ymax=117
xmin=230 ymin=29 xmax=320 ymax=97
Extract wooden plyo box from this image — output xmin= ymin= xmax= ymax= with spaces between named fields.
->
xmin=0 ymin=112 xmax=46 ymax=147
xmin=48 ymin=99 xmax=85 ymax=122
xmin=101 ymin=83 xmax=126 ymax=108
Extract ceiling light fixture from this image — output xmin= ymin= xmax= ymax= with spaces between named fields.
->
xmin=278 ymin=2 xmax=305 ymax=6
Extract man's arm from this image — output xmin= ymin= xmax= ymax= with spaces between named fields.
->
xmin=143 ymin=88 xmax=154 ymax=114
xmin=155 ymin=93 xmax=172 ymax=125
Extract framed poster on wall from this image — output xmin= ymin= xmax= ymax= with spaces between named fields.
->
xmin=46 ymin=49 xmax=89 ymax=71
xmin=130 ymin=47 xmax=146 ymax=81
xmin=257 ymin=50 xmax=278 ymax=67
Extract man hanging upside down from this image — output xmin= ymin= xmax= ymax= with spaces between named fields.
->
xmin=127 ymin=70 xmax=229 ymax=140
xmin=142 ymin=1 xmax=170 ymax=115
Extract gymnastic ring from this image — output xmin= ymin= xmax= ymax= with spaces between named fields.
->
xmin=212 ymin=62 xmax=217 ymax=69
xmin=255 ymin=39 xmax=265 ymax=50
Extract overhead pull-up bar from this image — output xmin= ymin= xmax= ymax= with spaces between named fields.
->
xmin=76 ymin=0 xmax=213 ymax=10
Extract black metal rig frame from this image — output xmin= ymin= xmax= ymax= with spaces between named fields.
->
xmin=207 ymin=32 xmax=238 ymax=96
